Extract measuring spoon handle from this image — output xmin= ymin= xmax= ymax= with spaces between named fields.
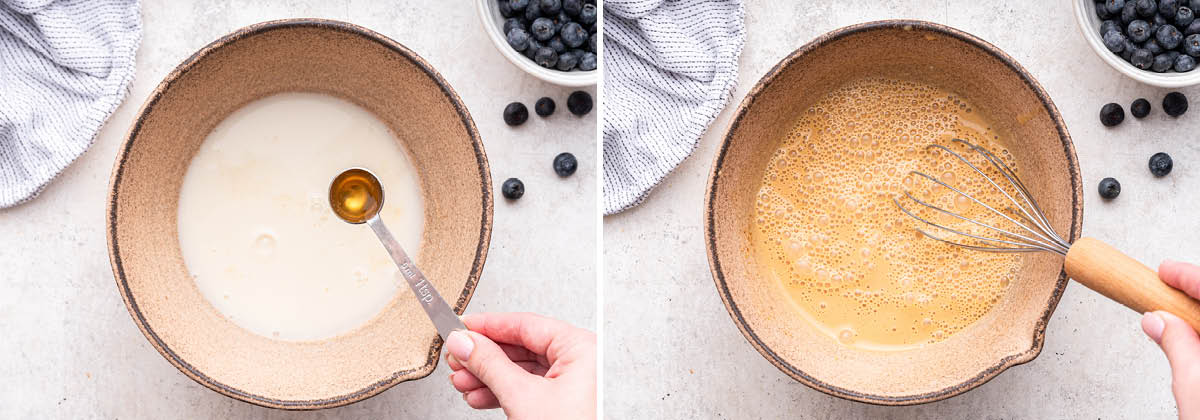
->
xmin=367 ymin=215 xmax=467 ymax=341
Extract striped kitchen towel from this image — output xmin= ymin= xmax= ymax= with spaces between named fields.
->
xmin=602 ymin=0 xmax=745 ymax=215
xmin=0 ymin=0 xmax=141 ymax=208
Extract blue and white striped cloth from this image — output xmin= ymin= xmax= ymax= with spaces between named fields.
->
xmin=602 ymin=0 xmax=744 ymax=215
xmin=0 ymin=0 xmax=140 ymax=208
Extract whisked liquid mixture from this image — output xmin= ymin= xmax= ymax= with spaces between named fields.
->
xmin=752 ymin=78 xmax=1024 ymax=350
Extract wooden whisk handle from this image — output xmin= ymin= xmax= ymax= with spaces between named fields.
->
xmin=1064 ymin=237 xmax=1200 ymax=332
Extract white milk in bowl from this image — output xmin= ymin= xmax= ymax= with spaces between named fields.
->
xmin=177 ymin=92 xmax=424 ymax=341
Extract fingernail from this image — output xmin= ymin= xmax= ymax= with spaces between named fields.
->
xmin=446 ymin=331 xmax=474 ymax=361
xmin=461 ymin=392 xmax=469 ymax=401
xmin=448 ymin=372 xmax=456 ymax=383
xmin=1142 ymin=312 xmax=1165 ymax=343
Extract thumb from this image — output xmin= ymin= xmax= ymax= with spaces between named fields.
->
xmin=445 ymin=330 xmax=534 ymax=400
xmin=1142 ymin=311 xmax=1200 ymax=414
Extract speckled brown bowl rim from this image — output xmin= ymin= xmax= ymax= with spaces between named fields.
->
xmin=704 ymin=20 xmax=1083 ymax=406
xmin=105 ymin=18 xmax=493 ymax=410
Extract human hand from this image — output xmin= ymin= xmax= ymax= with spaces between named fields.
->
xmin=1142 ymin=260 xmax=1200 ymax=420
xmin=443 ymin=312 xmax=596 ymax=419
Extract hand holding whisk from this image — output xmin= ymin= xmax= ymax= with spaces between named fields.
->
xmin=895 ymin=138 xmax=1200 ymax=331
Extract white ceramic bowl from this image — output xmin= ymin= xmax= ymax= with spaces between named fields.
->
xmin=476 ymin=0 xmax=598 ymax=86
xmin=1074 ymin=0 xmax=1200 ymax=87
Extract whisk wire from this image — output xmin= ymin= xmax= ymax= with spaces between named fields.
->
xmin=893 ymin=138 xmax=1070 ymax=255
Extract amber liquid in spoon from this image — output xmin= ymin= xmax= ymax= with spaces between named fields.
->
xmin=329 ymin=169 xmax=384 ymax=223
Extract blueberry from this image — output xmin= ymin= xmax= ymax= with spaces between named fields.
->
xmin=1098 ymin=0 xmax=1116 ymax=19
xmin=1153 ymin=13 xmax=1168 ymax=32
xmin=1185 ymin=33 xmax=1200 ymax=55
xmin=1157 ymin=24 xmax=1183 ymax=48
xmin=531 ymin=17 xmax=556 ymax=41
xmin=534 ymin=47 xmax=558 ymax=68
xmin=1176 ymin=53 xmax=1197 ymax=70
xmin=579 ymin=4 xmax=597 ymax=26
xmin=503 ymin=102 xmax=528 ymax=126
xmin=535 ymin=97 xmax=555 ymax=116
xmin=567 ymin=90 xmax=593 ymax=116
xmin=1154 ymin=52 xmax=1176 ymax=71
xmin=524 ymin=38 xmax=543 ymax=59
xmin=1185 ymin=19 xmax=1200 ymax=34
xmin=499 ymin=0 xmax=516 ymax=17
xmin=506 ymin=27 xmax=531 ymax=51
xmin=501 ymin=178 xmax=525 ymax=200
xmin=1193 ymin=0 xmax=1200 ymax=10
xmin=554 ymin=11 xmax=570 ymax=32
xmin=524 ymin=0 xmax=542 ymax=21
xmin=1127 ymin=20 xmax=1151 ymax=42
xmin=1122 ymin=1 xmax=1140 ymax=23
xmin=504 ymin=18 xmax=524 ymax=35
xmin=579 ymin=51 xmax=597 ymax=71
xmin=563 ymin=0 xmax=583 ymax=16
xmin=1144 ymin=38 xmax=1165 ymax=54
xmin=561 ymin=22 xmax=587 ymax=48
xmin=540 ymin=0 xmax=562 ymax=15
xmin=1098 ymin=177 xmax=1121 ymax=199
xmin=1149 ymin=152 xmax=1174 ymax=176
xmin=553 ymin=152 xmax=578 ymax=177
xmin=1164 ymin=91 xmax=1189 ymax=115
xmin=1136 ymin=0 xmax=1158 ymax=16
xmin=1133 ymin=48 xmax=1155 ymax=68
xmin=1100 ymin=102 xmax=1126 ymax=126
xmin=588 ymin=34 xmax=597 ymax=52
xmin=508 ymin=0 xmax=530 ymax=11
xmin=1122 ymin=38 xmax=1138 ymax=61
xmin=1132 ymin=98 xmax=1152 ymax=117
xmin=1102 ymin=19 xmax=1122 ymax=35
xmin=1107 ymin=0 xmax=1127 ymax=13
xmin=1163 ymin=0 xmax=1181 ymax=15
xmin=556 ymin=50 xmax=579 ymax=71
xmin=1181 ymin=6 xmax=1196 ymax=26
xmin=548 ymin=36 xmax=566 ymax=53
xmin=1104 ymin=29 xmax=1128 ymax=52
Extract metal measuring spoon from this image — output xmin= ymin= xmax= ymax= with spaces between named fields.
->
xmin=329 ymin=167 xmax=466 ymax=341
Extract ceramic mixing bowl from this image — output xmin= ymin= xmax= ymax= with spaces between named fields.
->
xmin=107 ymin=19 xmax=492 ymax=409
xmin=705 ymin=20 xmax=1083 ymax=405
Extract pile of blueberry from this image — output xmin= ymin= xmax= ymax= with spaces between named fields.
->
xmin=500 ymin=0 xmax=598 ymax=72
xmin=499 ymin=91 xmax=592 ymax=200
xmin=1096 ymin=0 xmax=1200 ymax=72
xmin=1094 ymin=92 xmax=1181 ymax=200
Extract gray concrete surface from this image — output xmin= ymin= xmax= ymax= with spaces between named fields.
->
xmin=0 ymin=1 xmax=595 ymax=418
xmin=604 ymin=1 xmax=1197 ymax=418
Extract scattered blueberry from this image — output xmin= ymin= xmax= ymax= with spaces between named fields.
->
xmin=567 ymin=90 xmax=593 ymax=116
xmin=540 ymin=0 xmax=562 ymax=15
xmin=579 ymin=52 xmax=597 ymax=71
xmin=1129 ymin=20 xmax=1153 ymax=42
xmin=1133 ymin=48 xmax=1155 ymax=68
xmin=1164 ymin=91 xmax=1189 ymax=116
xmin=553 ymin=152 xmax=578 ymax=177
xmin=497 ymin=0 xmax=594 ymax=72
xmin=1180 ymin=6 xmax=1196 ymax=26
xmin=1098 ymin=177 xmax=1122 ymax=199
xmin=563 ymin=0 xmax=583 ymax=16
xmin=1176 ymin=53 xmax=1197 ymax=70
xmin=501 ymin=178 xmax=525 ymax=200
xmin=1149 ymin=152 xmax=1174 ymax=176
xmin=1104 ymin=29 xmax=1127 ymax=52
xmin=535 ymin=97 xmax=556 ymax=116
xmin=1100 ymin=102 xmax=1126 ymax=126
xmin=1132 ymin=98 xmax=1152 ymax=117
xmin=503 ymin=102 xmax=529 ymax=126
xmin=506 ymin=27 xmax=531 ymax=51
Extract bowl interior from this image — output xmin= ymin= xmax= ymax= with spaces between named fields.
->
xmin=476 ymin=0 xmax=597 ymax=87
xmin=707 ymin=21 xmax=1081 ymax=404
xmin=108 ymin=20 xmax=491 ymax=409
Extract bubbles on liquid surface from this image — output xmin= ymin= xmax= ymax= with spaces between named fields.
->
xmin=253 ymin=231 xmax=276 ymax=256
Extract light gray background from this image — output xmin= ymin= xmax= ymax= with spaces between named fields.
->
xmin=605 ymin=1 xmax=1197 ymax=419
xmin=0 ymin=1 xmax=596 ymax=418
